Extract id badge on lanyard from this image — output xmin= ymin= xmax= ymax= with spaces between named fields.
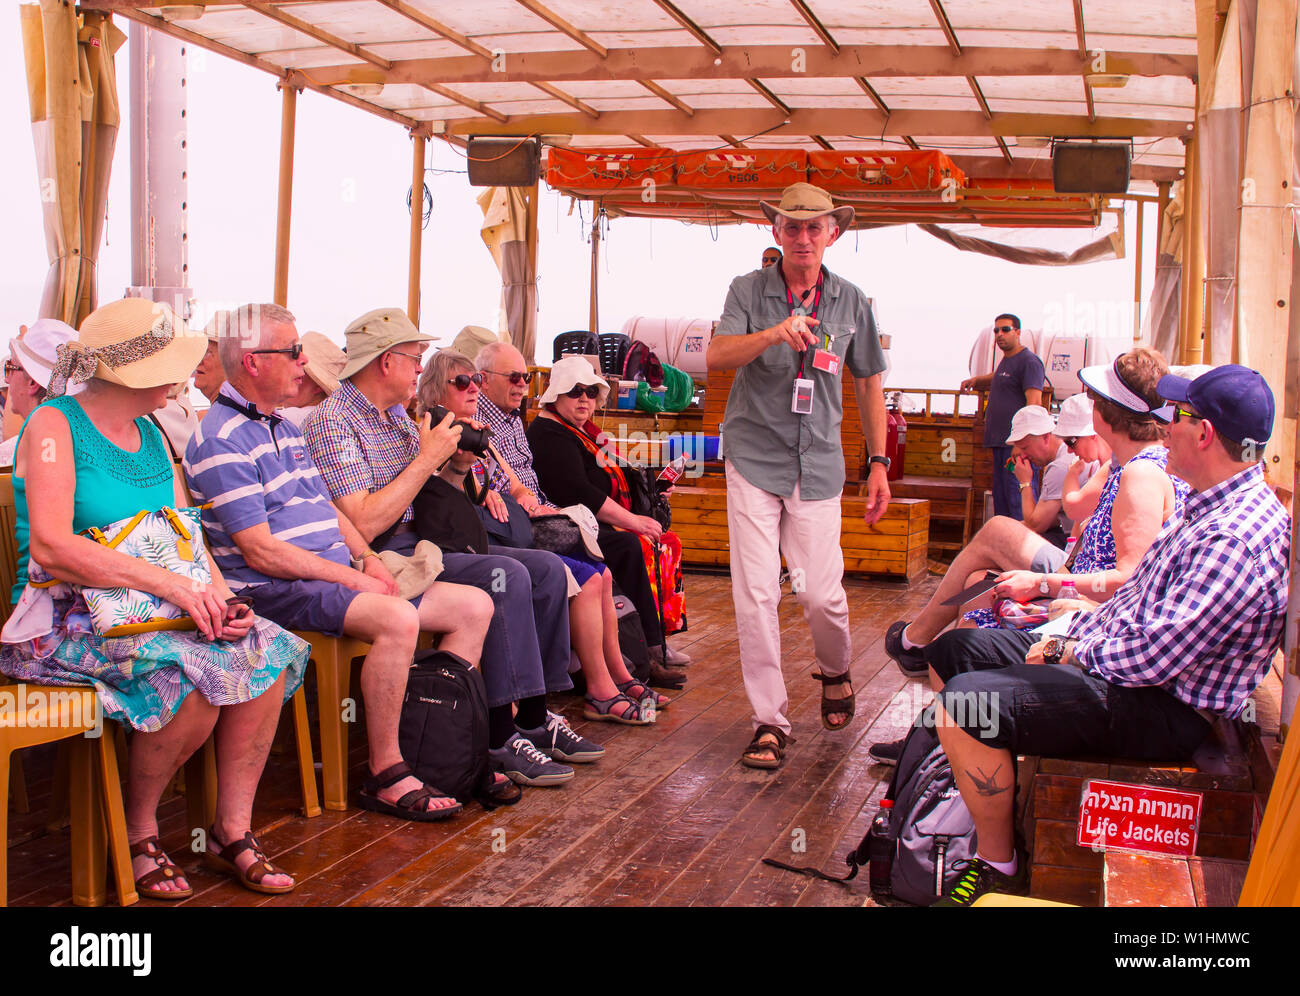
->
xmin=789 ymin=276 xmax=832 ymax=412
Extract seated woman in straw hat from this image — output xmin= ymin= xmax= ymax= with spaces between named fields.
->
xmin=0 ymin=298 xmax=309 ymax=900
xmin=417 ymin=349 xmax=670 ymax=723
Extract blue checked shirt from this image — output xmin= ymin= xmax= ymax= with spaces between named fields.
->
xmin=476 ymin=395 xmax=548 ymax=504
xmin=303 ymin=380 xmax=421 ymax=523
xmin=1067 ymin=462 xmax=1290 ymax=719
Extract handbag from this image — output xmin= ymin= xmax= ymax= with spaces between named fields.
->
xmin=530 ymin=514 xmax=585 ymax=558
xmin=22 ymin=505 xmax=214 ymax=638
xmin=625 ymin=465 xmax=672 ymax=530
xmin=993 ymin=597 xmax=1053 ymax=630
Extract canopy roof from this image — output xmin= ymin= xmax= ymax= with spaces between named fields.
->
xmin=84 ymin=0 xmax=1194 ymax=192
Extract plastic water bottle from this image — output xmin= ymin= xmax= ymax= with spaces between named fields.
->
xmin=867 ymin=800 xmax=895 ymax=895
xmin=1059 ymin=579 xmax=1078 ymax=601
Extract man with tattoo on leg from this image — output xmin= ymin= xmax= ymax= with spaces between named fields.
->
xmin=925 ymin=365 xmax=1290 ymax=905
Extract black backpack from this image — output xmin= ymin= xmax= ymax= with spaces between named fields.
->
xmin=611 ymin=582 xmax=651 ymax=683
xmin=762 ymin=710 xmax=981 ymax=905
xmin=398 ymin=649 xmax=497 ymax=807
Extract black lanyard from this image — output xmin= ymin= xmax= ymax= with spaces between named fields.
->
xmin=214 ymin=393 xmax=286 ymax=453
xmin=782 ymin=269 xmax=823 ymax=378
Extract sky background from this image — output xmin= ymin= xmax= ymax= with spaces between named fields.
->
xmin=1 ymin=11 xmax=1158 ymax=397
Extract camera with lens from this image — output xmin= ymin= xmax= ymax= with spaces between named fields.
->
xmin=427 ymin=404 xmax=492 ymax=457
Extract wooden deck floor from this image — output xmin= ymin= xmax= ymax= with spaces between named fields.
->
xmin=7 ymin=571 xmax=942 ymax=908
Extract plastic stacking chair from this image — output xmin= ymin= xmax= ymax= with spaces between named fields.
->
xmin=597 ymin=333 xmax=632 ymax=376
xmin=552 ymin=331 xmax=599 ymax=363
xmin=291 ymin=632 xmax=372 ymax=811
xmin=0 ymin=476 xmax=136 ymax=907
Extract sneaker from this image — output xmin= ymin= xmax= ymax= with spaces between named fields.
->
xmin=489 ymin=734 xmax=575 ymax=786
xmin=518 ymin=711 xmax=605 ymax=764
xmin=867 ymin=736 xmax=906 ymax=766
xmin=650 ymin=644 xmax=692 ymax=668
xmin=931 ymin=857 xmax=1029 ymax=907
xmin=884 ymin=621 xmax=929 ymax=677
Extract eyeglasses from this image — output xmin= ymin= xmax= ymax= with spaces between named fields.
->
xmin=564 ymin=384 xmax=602 ymax=400
xmin=3 ymin=360 xmax=21 ymax=377
xmin=250 ymin=344 xmax=304 ymax=360
xmin=1171 ymin=406 xmax=1203 ymax=423
xmin=447 ymin=372 xmax=485 ymax=391
xmin=389 ymin=349 xmax=424 ymax=365
xmin=1062 ymin=436 xmax=1080 ymax=448
xmin=993 ymin=325 xmax=1017 ymax=333
xmin=779 ymin=221 xmax=827 ymax=238
xmin=485 ymin=369 xmax=533 ymax=386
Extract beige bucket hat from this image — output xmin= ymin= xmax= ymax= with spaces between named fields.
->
xmin=49 ymin=298 xmax=206 ymax=397
xmin=538 ymin=354 xmax=610 ymax=407
xmin=760 ymin=182 xmax=854 ymax=231
xmin=301 ymin=331 xmax=346 ymax=395
xmin=339 ymin=308 xmax=438 ymax=381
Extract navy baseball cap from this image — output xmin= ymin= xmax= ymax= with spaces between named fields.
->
xmin=1156 ymin=364 xmax=1274 ymax=445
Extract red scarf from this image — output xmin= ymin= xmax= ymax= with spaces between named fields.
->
xmin=555 ymin=415 xmax=633 ymax=512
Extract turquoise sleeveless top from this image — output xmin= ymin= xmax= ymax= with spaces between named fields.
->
xmin=11 ymin=395 xmax=174 ymax=606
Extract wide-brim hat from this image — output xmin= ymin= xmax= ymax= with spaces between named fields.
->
xmin=301 ymin=331 xmax=346 ymax=395
xmin=50 ymin=298 xmax=206 ymax=397
xmin=539 ymin=354 xmax=610 ymax=407
xmin=759 ymin=182 xmax=854 ymax=231
xmin=1005 ymin=404 xmax=1056 ymax=444
xmin=339 ymin=307 xmax=438 ymax=381
xmin=11 ymin=318 xmax=77 ymax=392
xmin=1054 ymin=392 xmax=1097 ymax=438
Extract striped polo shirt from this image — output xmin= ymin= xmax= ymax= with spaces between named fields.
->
xmin=184 ymin=382 xmax=351 ymax=592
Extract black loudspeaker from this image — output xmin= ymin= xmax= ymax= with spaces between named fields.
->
xmin=467 ymin=136 xmax=541 ymax=187
xmin=1051 ymin=142 xmax=1131 ymax=194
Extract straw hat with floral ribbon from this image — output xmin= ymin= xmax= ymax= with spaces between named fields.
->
xmin=759 ymin=182 xmax=855 ymax=231
xmin=539 ymin=354 xmax=610 ymax=407
xmin=48 ymin=298 xmax=206 ymax=398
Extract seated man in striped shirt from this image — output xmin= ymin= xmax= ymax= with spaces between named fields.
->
xmin=184 ymin=303 xmax=504 ymax=821
xmin=919 ymin=364 xmax=1290 ymax=906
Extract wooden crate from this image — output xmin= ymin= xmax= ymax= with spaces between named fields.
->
xmin=671 ymin=486 xmax=929 ymax=581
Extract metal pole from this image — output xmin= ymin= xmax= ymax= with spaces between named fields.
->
xmin=1133 ymin=200 xmax=1145 ymax=344
xmin=272 ymin=83 xmax=298 ymax=308
xmin=407 ymin=133 xmax=425 ymax=324
xmin=588 ymin=213 xmax=600 ymax=334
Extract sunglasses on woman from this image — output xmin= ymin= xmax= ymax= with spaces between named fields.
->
xmin=485 ymin=369 xmax=533 ymax=385
xmin=447 ymin=372 xmax=485 ymax=390
xmin=1062 ymin=436 xmax=1080 ymax=448
xmin=3 ymin=360 xmax=21 ymax=377
xmin=250 ymin=344 xmax=304 ymax=360
xmin=564 ymin=384 xmax=602 ymax=400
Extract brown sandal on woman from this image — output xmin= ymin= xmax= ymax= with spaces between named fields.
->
xmin=205 ymin=826 xmax=296 ymax=896
xmin=741 ymin=724 xmax=795 ymax=770
xmin=130 ymin=836 xmax=193 ymax=901
xmin=812 ymin=671 xmax=856 ymax=731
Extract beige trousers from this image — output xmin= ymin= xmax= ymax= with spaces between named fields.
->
xmin=725 ymin=460 xmax=852 ymax=734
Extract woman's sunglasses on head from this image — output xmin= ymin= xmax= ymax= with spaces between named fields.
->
xmin=565 ymin=384 xmax=602 ymax=400
xmin=448 ymin=372 xmax=485 ymax=390
xmin=485 ymin=369 xmax=533 ymax=386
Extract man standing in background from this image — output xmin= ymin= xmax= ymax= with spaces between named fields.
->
xmin=961 ymin=314 xmax=1045 ymax=518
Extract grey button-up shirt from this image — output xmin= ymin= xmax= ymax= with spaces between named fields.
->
xmin=715 ymin=263 xmax=885 ymax=500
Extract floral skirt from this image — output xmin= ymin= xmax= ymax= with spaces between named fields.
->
xmin=0 ymin=590 xmax=309 ymax=733
xmin=640 ymin=531 xmax=686 ymax=635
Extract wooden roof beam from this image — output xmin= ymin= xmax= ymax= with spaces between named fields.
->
xmin=748 ymin=79 xmax=793 ymax=117
xmin=854 ymin=78 xmax=922 ymax=152
xmin=513 ymin=0 xmax=608 ymax=58
xmin=928 ymin=0 xmax=963 ymax=56
xmin=967 ymin=76 xmax=1016 ymax=164
xmin=640 ymin=80 xmax=695 ymax=116
xmin=240 ymin=1 xmax=392 ymax=70
xmin=421 ymin=82 xmax=510 ymax=123
xmin=1074 ymin=0 xmax=1097 ymax=122
xmin=291 ymin=46 xmax=1196 ymax=86
xmin=812 ymin=135 xmax=834 ymax=150
xmin=532 ymin=81 xmax=600 ymax=118
xmin=650 ymin=0 xmax=724 ymax=55
xmin=790 ymin=0 xmax=840 ymax=55
xmin=376 ymin=0 xmax=494 ymax=59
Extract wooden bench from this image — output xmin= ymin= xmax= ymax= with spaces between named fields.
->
xmin=1017 ymin=718 xmax=1259 ymax=907
xmin=672 ymin=485 xmax=930 ymax=581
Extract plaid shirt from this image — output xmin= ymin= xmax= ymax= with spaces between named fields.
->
xmin=302 ymin=379 xmax=420 ymax=524
xmin=477 ymin=395 xmax=547 ymax=504
xmin=1068 ymin=462 xmax=1290 ymax=719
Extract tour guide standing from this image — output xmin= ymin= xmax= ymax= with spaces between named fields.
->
xmin=707 ymin=182 xmax=890 ymax=770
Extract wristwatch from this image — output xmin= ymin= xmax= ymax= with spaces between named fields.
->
xmin=1042 ymin=638 xmax=1066 ymax=667
xmin=868 ymin=454 xmax=891 ymax=471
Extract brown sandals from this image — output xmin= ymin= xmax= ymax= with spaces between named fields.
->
xmin=742 ymin=724 xmax=795 ymax=770
xmin=130 ymin=836 xmax=193 ymax=901
xmin=812 ymin=671 xmax=856 ymax=731
xmin=205 ymin=826 xmax=296 ymax=895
